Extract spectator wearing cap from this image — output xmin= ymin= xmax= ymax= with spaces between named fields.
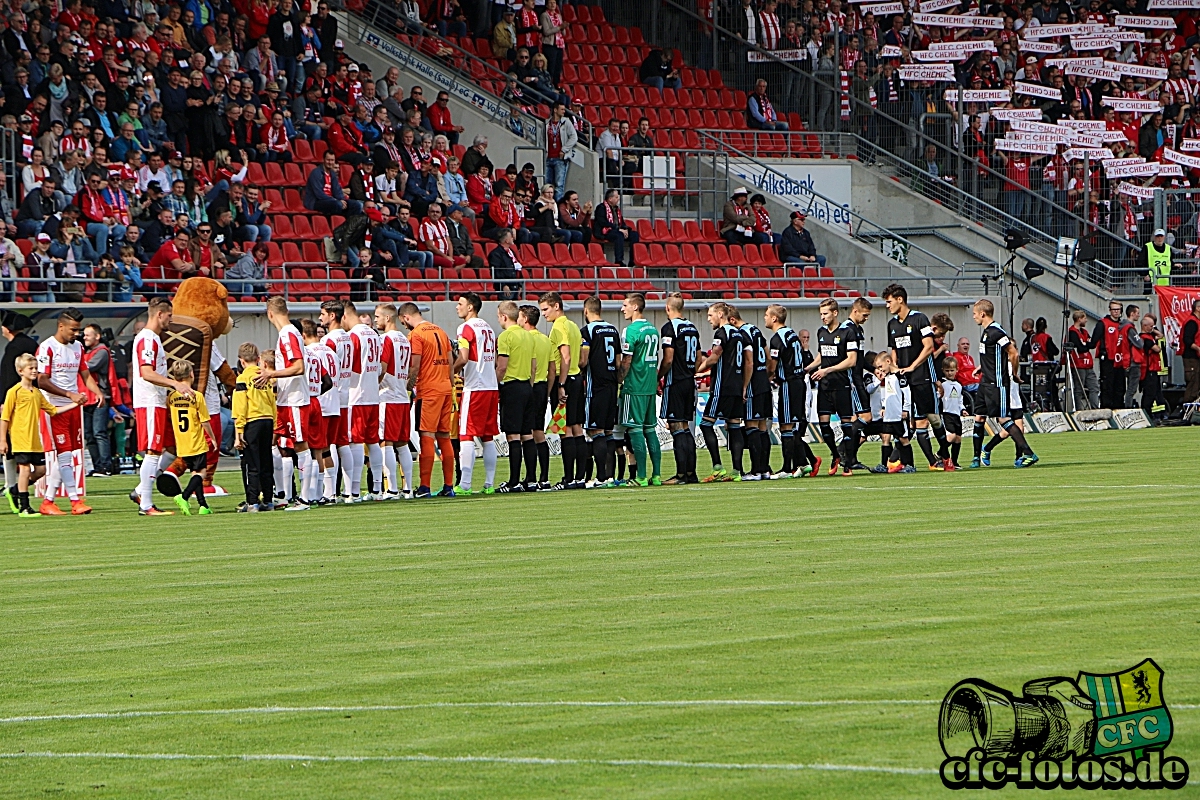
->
xmin=493 ymin=8 xmax=517 ymax=61
xmin=404 ymin=157 xmax=440 ymax=218
xmin=780 ymin=211 xmax=825 ymax=269
xmin=594 ymin=188 xmax=639 ymax=267
xmin=24 ymin=232 xmax=59 ymax=302
xmin=428 ymin=90 xmax=464 ymax=147
xmin=514 ymin=162 xmax=539 ymax=197
xmin=545 ymin=102 xmax=577 ymax=201
xmin=446 ymin=205 xmax=484 ymax=270
xmin=1139 ymin=228 xmax=1172 ymax=291
xmin=328 ymin=110 xmax=371 ymax=166
xmin=720 ymin=187 xmax=757 ymax=245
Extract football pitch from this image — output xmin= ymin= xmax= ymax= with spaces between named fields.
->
xmin=3 ymin=428 xmax=1199 ymax=798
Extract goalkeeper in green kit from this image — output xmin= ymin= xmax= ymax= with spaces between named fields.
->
xmin=618 ymin=293 xmax=663 ymax=486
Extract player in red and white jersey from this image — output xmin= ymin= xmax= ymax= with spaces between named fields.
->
xmin=307 ymin=319 xmax=342 ymax=504
xmin=453 ymin=292 xmax=499 ymax=494
xmin=375 ymin=303 xmax=414 ymax=498
xmin=132 ymin=297 xmax=194 ymax=515
xmin=259 ymin=297 xmax=317 ymax=510
xmin=344 ymin=300 xmax=384 ymax=502
xmin=318 ymin=300 xmax=354 ymax=496
xmin=35 ymin=308 xmax=101 ymax=515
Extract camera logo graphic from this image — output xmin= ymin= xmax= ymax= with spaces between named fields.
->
xmin=938 ymin=659 xmax=1189 ymax=790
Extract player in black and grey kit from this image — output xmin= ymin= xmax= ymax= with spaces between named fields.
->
xmin=883 ymin=283 xmax=954 ymax=471
xmin=658 ymin=294 xmax=700 ymax=485
xmin=844 ymin=296 xmax=875 ymax=472
xmin=579 ymin=296 xmax=621 ymax=485
xmin=807 ymin=298 xmax=861 ymax=476
xmin=695 ymin=302 xmax=752 ymax=482
xmin=765 ymin=304 xmax=813 ymax=478
xmin=729 ymin=306 xmax=772 ymax=480
xmin=971 ymin=299 xmax=1039 ymax=468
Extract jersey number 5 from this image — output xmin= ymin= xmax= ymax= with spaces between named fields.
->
xmin=177 ymin=409 xmax=190 ymax=432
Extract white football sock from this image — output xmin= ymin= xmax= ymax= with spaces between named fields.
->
xmin=272 ymin=447 xmax=285 ymax=498
xmin=458 ymin=439 xmax=476 ymax=489
xmin=280 ymin=455 xmax=294 ymax=501
xmin=323 ymin=464 xmax=337 ymax=500
xmin=44 ymin=453 xmax=62 ymax=500
xmin=382 ymin=445 xmax=397 ymax=493
xmin=350 ymin=444 xmax=364 ymax=495
xmin=482 ymin=439 xmax=497 ymax=488
xmin=138 ymin=453 xmax=160 ymax=510
xmin=367 ymin=443 xmax=383 ymax=493
xmin=57 ymin=452 xmax=79 ymax=501
xmin=296 ymin=449 xmax=313 ymax=504
xmin=4 ymin=456 xmax=16 ymax=489
xmin=397 ymin=444 xmax=413 ymax=491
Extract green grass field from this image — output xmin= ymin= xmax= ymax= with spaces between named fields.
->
xmin=3 ymin=428 xmax=1200 ymax=798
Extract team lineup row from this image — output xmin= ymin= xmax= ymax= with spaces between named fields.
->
xmin=0 ymin=285 xmax=1037 ymax=517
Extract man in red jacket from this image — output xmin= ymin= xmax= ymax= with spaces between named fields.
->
xmin=327 ymin=110 xmax=370 ymax=166
xmin=1091 ymin=300 xmax=1133 ymax=409
xmin=428 ymin=91 xmax=464 ymax=147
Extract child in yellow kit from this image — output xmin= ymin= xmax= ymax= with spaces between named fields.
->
xmin=0 ymin=354 xmax=81 ymax=517
xmin=167 ymin=360 xmax=217 ymax=516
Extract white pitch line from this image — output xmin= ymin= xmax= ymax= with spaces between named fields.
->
xmin=0 ymin=699 xmax=942 ymax=725
xmin=0 ymin=750 xmax=937 ymax=775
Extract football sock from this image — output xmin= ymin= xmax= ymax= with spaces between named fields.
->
xmin=840 ymin=422 xmax=857 ymax=468
xmin=615 ymin=450 xmax=626 ymax=481
xmin=881 ymin=442 xmax=893 ymax=464
xmin=973 ymin=426 xmax=985 ymax=458
xmin=780 ymin=432 xmax=793 ymax=473
xmin=799 ymin=438 xmax=816 ymax=466
xmin=522 ymin=439 xmax=537 ymax=483
xmin=985 ymin=433 xmax=1005 ymax=453
xmin=192 ymin=475 xmax=209 ymax=508
xmin=323 ymin=464 xmax=337 ymax=499
xmin=950 ymin=441 xmax=961 ymax=464
xmin=727 ymin=425 xmax=745 ymax=474
xmin=459 ymin=439 xmax=476 ymax=489
xmin=367 ymin=443 xmax=383 ymax=494
xmin=55 ymin=453 xmax=79 ymax=500
xmin=819 ymin=420 xmax=838 ymax=458
xmin=559 ymin=436 xmax=575 ymax=484
xmin=296 ymin=449 xmax=313 ymax=503
xmin=337 ymin=445 xmax=354 ymax=493
xmin=932 ymin=423 xmax=951 ymax=460
xmin=481 ymin=439 xmax=497 ymax=487
xmin=437 ymin=436 xmax=455 ymax=488
xmin=849 ymin=419 xmax=864 ymax=466
xmin=607 ymin=435 xmax=620 ymax=480
xmin=18 ymin=490 xmax=30 ymax=511
xmin=508 ymin=439 xmax=523 ymax=485
xmin=646 ymin=426 xmax=662 ymax=477
xmin=536 ymin=440 xmax=549 ymax=482
xmin=915 ymin=428 xmax=937 ymax=465
xmin=382 ymin=445 xmax=397 ymax=493
xmin=591 ymin=435 xmax=608 ymax=482
xmin=582 ymin=437 xmax=594 ymax=482
xmin=350 ymin=445 xmax=365 ymax=496
xmin=1003 ymin=421 xmax=1032 ymax=457
xmin=3 ymin=456 xmax=15 ymax=490
xmin=746 ymin=428 xmax=763 ymax=474
xmin=419 ymin=436 xmax=436 ymax=488
xmin=684 ymin=429 xmax=698 ymax=477
xmin=138 ymin=453 xmax=160 ymax=510
xmin=397 ymin=444 xmax=414 ymax=490
xmin=701 ymin=424 xmax=722 ymax=469
xmin=451 ymin=437 xmax=461 ymax=487
xmin=628 ymin=428 xmax=648 ymax=479
xmin=672 ymin=429 xmax=692 ymax=477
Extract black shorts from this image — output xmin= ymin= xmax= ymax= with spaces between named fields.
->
xmin=563 ymin=374 xmax=585 ymax=427
xmin=703 ymin=393 xmax=744 ymax=422
xmin=14 ymin=451 xmax=45 ymax=467
xmin=526 ymin=381 xmax=549 ymax=432
xmin=777 ymin=378 xmax=807 ymax=426
xmin=180 ymin=452 xmax=207 ymax=473
xmin=879 ymin=420 xmax=908 ymax=438
xmin=500 ymin=380 xmax=534 ymax=435
xmin=745 ymin=388 xmax=771 ymax=421
xmin=942 ymin=414 xmax=963 ymax=436
xmin=584 ymin=379 xmax=618 ymax=431
xmin=978 ymin=383 xmax=1008 ymax=419
xmin=817 ymin=381 xmax=853 ymax=418
xmin=661 ymin=380 xmax=696 ymax=423
xmin=908 ymin=379 xmax=939 ymax=416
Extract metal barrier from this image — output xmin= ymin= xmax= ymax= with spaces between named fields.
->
xmin=597 ymin=146 xmax=731 ymax=222
xmin=1153 ymin=188 xmax=1200 ymax=287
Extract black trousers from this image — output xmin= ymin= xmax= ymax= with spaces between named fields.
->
xmin=242 ymin=418 xmax=275 ymax=505
xmin=1099 ymin=360 xmax=1122 ymax=409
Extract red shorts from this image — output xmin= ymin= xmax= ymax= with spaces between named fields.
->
xmin=380 ymin=402 xmax=411 ymax=444
xmin=47 ymin=404 xmax=83 ymax=452
xmin=135 ymin=406 xmax=173 ymax=453
xmin=335 ymin=407 xmax=351 ymax=447
xmin=305 ymin=398 xmax=327 ymax=451
xmin=324 ymin=415 xmax=341 ymax=450
xmin=276 ymin=404 xmax=311 ymax=447
xmin=350 ymin=404 xmax=381 ymax=444
xmin=459 ymin=388 xmax=499 ymax=438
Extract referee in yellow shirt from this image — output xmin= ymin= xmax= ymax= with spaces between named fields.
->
xmin=496 ymin=300 xmax=535 ymax=492
xmin=520 ymin=303 xmax=555 ymax=489
xmin=539 ymin=291 xmax=584 ymax=487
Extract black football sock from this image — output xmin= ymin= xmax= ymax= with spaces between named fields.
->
xmin=182 ymin=473 xmax=203 ymax=501
xmin=607 ymin=435 xmax=619 ymax=480
xmin=950 ymin=441 xmax=961 ymax=465
xmin=560 ymin=436 xmax=575 ymax=484
xmin=839 ymin=422 xmax=855 ymax=468
xmin=1007 ymin=425 xmax=1033 ymax=457
xmin=933 ymin=425 xmax=951 ymax=460
xmin=973 ymin=426 xmax=985 ymax=458
xmin=901 ymin=442 xmax=915 ymax=467
xmin=881 ymin=442 xmax=893 ymax=464
xmin=799 ymin=437 xmax=816 ymax=467
xmin=847 ymin=420 xmax=864 ymax=465
xmin=743 ymin=428 xmax=759 ymax=474
xmin=582 ymin=437 xmax=594 ymax=481
xmin=522 ymin=440 xmax=538 ymax=484
xmin=591 ymin=435 xmax=608 ymax=482
xmin=915 ymin=428 xmax=937 ymax=465
xmin=818 ymin=420 xmax=839 ymax=458
xmin=985 ymin=434 xmax=1005 ymax=453
xmin=701 ymin=424 xmax=722 ymax=470
xmin=685 ymin=430 xmax=699 ymax=478
xmin=193 ymin=476 xmax=209 ymax=508
xmin=537 ymin=440 xmax=550 ymax=482
xmin=508 ymin=442 xmax=523 ymax=485
xmin=780 ymin=433 xmax=793 ymax=473
xmin=451 ymin=438 xmax=461 ymax=487
xmin=672 ymin=430 xmax=691 ymax=478
xmin=18 ymin=490 xmax=29 ymax=511
xmin=759 ymin=429 xmax=772 ymax=473
xmin=727 ymin=425 xmax=745 ymax=473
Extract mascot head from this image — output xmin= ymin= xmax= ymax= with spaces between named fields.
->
xmin=172 ymin=277 xmax=233 ymax=337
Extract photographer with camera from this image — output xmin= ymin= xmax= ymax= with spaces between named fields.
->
xmin=1139 ymin=314 xmax=1168 ymax=423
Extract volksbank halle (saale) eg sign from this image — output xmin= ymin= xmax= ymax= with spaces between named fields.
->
xmin=730 ymin=159 xmax=852 ymax=227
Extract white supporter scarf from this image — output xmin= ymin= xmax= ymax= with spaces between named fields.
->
xmin=1071 ymin=35 xmax=1118 ymax=51
xmin=1158 ymin=163 xmax=1185 ymax=177
xmin=1012 ymin=120 xmax=1072 ymax=133
xmin=1114 ymin=14 xmax=1177 ymax=28
xmin=1014 ymin=82 xmax=1063 ymax=100
xmin=1104 ymin=158 xmax=1162 ymax=177
xmin=1100 ymin=129 xmax=1131 ymax=142
xmin=1018 ymin=40 xmax=1063 ymax=53
xmin=1058 ymin=119 xmax=1107 ymax=131
xmin=748 ymin=49 xmax=807 ymax=62
xmin=880 ymin=45 xmax=903 ymax=57
xmin=1110 ymin=31 xmax=1149 ymax=43
xmin=917 ymin=0 xmax=959 ymax=11
xmin=1117 ymin=181 xmax=1158 ymax=199
xmin=1101 ymin=97 xmax=1162 ymax=112
xmin=1008 ymin=131 xmax=1071 ymax=144
xmin=1064 ymin=147 xmax=1118 ymax=160
xmin=944 ymin=89 xmax=1012 ymax=103
xmin=995 ymin=138 xmax=1058 ymax=154
xmin=912 ymin=13 xmax=1003 ymax=28
xmin=1180 ymin=138 xmax=1200 ymax=152
xmin=1072 ymin=133 xmax=1105 ymax=147
xmin=861 ymin=1 xmax=903 ymax=11
xmin=1066 ymin=63 xmax=1121 ymax=81
xmin=992 ymin=107 xmax=1043 ymax=120
xmin=929 ymin=39 xmax=997 ymax=54
xmin=1023 ymin=23 xmax=1106 ymax=39
xmin=1104 ymin=61 xmax=1169 ymax=80
xmin=1146 ymin=0 xmax=1200 ymax=9
xmin=899 ymin=63 xmax=955 ymax=81
xmin=1045 ymin=56 xmax=1103 ymax=68
xmin=1163 ymin=148 xmax=1200 ymax=169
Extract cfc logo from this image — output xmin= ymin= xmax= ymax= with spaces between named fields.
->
xmin=939 ymin=660 xmax=1188 ymax=790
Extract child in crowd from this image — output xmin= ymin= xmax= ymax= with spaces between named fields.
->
xmin=0 ymin=354 xmax=81 ymax=517
xmin=940 ymin=357 xmax=965 ymax=469
xmin=115 ymin=245 xmax=144 ymax=302
xmin=166 ymin=360 xmax=216 ymax=515
xmin=233 ymin=343 xmax=278 ymax=512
